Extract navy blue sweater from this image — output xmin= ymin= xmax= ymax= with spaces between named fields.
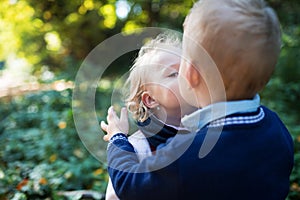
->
xmin=137 ymin=115 xmax=189 ymax=150
xmin=107 ymin=106 xmax=294 ymax=200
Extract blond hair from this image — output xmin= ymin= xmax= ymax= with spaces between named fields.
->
xmin=187 ymin=0 xmax=281 ymax=100
xmin=124 ymin=33 xmax=182 ymax=122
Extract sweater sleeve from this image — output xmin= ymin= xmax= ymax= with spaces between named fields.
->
xmin=107 ymin=133 xmax=192 ymax=200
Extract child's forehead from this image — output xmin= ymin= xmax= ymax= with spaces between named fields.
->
xmin=136 ymin=51 xmax=180 ymax=81
xmin=146 ymin=50 xmax=180 ymax=65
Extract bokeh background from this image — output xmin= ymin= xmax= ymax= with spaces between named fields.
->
xmin=0 ymin=0 xmax=299 ymax=199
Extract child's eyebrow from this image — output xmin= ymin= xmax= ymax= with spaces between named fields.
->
xmin=163 ymin=63 xmax=179 ymax=70
xmin=169 ymin=63 xmax=180 ymax=69
xmin=161 ymin=64 xmax=179 ymax=75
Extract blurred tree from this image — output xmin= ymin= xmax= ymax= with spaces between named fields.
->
xmin=263 ymin=0 xmax=300 ymax=120
xmin=0 ymin=0 xmax=299 ymax=199
xmin=0 ymin=0 xmax=194 ymax=80
xmin=0 ymin=0 xmax=299 ymax=78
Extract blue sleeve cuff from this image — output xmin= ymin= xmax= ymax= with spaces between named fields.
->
xmin=107 ymin=133 xmax=128 ymax=150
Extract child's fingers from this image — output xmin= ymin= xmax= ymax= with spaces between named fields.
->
xmin=103 ymin=134 xmax=110 ymax=141
xmin=120 ymin=107 xmax=128 ymax=123
xmin=107 ymin=106 xmax=119 ymax=122
xmin=100 ymin=121 xmax=108 ymax=132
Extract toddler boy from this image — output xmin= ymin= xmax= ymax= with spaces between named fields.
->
xmin=104 ymin=0 xmax=294 ymax=199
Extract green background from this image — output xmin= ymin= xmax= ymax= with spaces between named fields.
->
xmin=0 ymin=0 xmax=299 ymax=199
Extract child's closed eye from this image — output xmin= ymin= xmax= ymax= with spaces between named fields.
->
xmin=168 ymin=72 xmax=179 ymax=77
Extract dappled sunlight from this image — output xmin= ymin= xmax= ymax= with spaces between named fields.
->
xmin=116 ymin=0 xmax=131 ymax=19
xmin=44 ymin=31 xmax=62 ymax=52
xmin=0 ymin=55 xmax=33 ymax=90
xmin=0 ymin=0 xmax=299 ymax=199
xmin=0 ymin=80 xmax=74 ymax=98
xmin=99 ymin=4 xmax=117 ymax=29
xmin=122 ymin=21 xmax=142 ymax=34
xmin=65 ymin=13 xmax=80 ymax=24
xmin=0 ymin=55 xmax=72 ymax=98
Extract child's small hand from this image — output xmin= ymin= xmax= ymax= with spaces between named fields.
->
xmin=101 ymin=106 xmax=129 ymax=141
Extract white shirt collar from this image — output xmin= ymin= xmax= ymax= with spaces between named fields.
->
xmin=181 ymin=94 xmax=261 ymax=132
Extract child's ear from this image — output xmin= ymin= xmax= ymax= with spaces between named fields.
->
xmin=185 ymin=63 xmax=201 ymax=88
xmin=141 ymin=91 xmax=159 ymax=108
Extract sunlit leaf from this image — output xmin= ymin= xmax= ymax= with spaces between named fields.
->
xmin=122 ymin=21 xmax=142 ymax=34
xmin=99 ymin=4 xmax=117 ymax=29
xmin=44 ymin=31 xmax=62 ymax=51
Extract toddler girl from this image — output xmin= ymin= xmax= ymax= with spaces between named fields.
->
xmin=103 ymin=33 xmax=195 ymax=200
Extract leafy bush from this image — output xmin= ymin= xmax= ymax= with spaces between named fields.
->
xmin=260 ymin=30 xmax=300 ymax=200
xmin=0 ymin=75 xmax=299 ymax=199
xmin=0 ymin=89 xmax=109 ymax=199
xmin=261 ymin=79 xmax=300 ymax=200
xmin=261 ymin=30 xmax=300 ymax=200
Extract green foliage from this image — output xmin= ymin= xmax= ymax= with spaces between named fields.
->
xmin=260 ymin=12 xmax=300 ymax=198
xmin=261 ymin=78 xmax=300 ymax=200
xmin=0 ymin=0 xmax=194 ymax=79
xmin=0 ymin=0 xmax=299 ymax=199
xmin=0 ymin=89 xmax=109 ymax=199
xmin=258 ymin=2 xmax=300 ymax=199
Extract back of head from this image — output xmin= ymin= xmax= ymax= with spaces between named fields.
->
xmin=185 ymin=0 xmax=281 ymax=100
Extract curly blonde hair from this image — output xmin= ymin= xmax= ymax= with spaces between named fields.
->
xmin=124 ymin=32 xmax=182 ymax=122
